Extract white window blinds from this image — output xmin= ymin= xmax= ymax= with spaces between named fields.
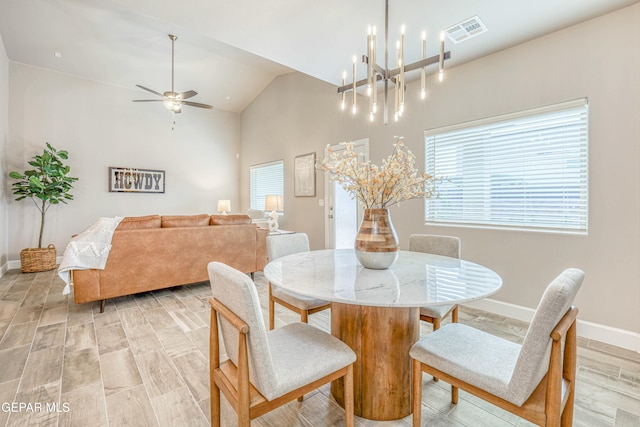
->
xmin=250 ymin=160 xmax=284 ymax=211
xmin=425 ymin=99 xmax=588 ymax=233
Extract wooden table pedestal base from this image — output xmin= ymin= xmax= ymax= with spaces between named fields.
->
xmin=330 ymin=302 xmax=419 ymax=421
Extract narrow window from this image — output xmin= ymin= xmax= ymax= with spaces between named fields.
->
xmin=250 ymin=160 xmax=284 ymax=212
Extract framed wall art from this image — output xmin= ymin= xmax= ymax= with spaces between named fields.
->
xmin=294 ymin=152 xmax=316 ymax=197
xmin=109 ymin=167 xmax=165 ymax=193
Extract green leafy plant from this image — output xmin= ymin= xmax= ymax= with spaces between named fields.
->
xmin=9 ymin=143 xmax=79 ymax=248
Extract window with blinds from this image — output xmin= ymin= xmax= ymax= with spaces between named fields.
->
xmin=250 ymin=160 xmax=284 ymax=211
xmin=425 ymin=99 xmax=588 ymax=234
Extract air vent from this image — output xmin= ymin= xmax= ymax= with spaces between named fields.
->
xmin=444 ymin=16 xmax=487 ymax=44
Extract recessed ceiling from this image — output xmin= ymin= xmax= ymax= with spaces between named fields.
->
xmin=0 ymin=0 xmax=637 ymax=113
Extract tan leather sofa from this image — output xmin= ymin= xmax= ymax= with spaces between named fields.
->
xmin=72 ymin=213 xmax=268 ymax=311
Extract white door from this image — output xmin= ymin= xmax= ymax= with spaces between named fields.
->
xmin=325 ymin=139 xmax=369 ymax=249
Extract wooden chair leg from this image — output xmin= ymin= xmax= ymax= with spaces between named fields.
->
xmin=100 ymin=299 xmax=105 ymax=313
xmin=452 ymin=384 xmax=458 ymax=404
xmin=345 ymin=364 xmax=355 ymax=427
xmin=211 ymin=382 xmax=221 ymax=427
xmin=431 ymin=317 xmax=442 ymax=382
xmin=561 ymin=320 xmax=577 ymax=426
xmin=268 ymin=283 xmax=275 ymax=330
xmin=452 ymin=305 xmax=459 ymax=323
xmin=561 ymin=390 xmax=575 ymax=426
xmin=432 ymin=317 xmax=441 ymax=330
xmin=412 ymin=359 xmax=423 ymax=427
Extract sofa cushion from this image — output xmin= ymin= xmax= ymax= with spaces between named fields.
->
xmin=161 ymin=214 xmax=210 ymax=228
xmin=210 ymin=214 xmax=252 ymax=225
xmin=117 ymin=214 xmax=161 ymax=230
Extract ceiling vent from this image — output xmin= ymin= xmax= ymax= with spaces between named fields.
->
xmin=444 ymin=16 xmax=487 ymax=44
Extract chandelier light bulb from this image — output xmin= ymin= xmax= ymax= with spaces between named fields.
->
xmin=369 ymin=112 xmax=374 ymax=122
xmin=421 ymin=89 xmax=426 ymax=100
xmin=372 ymin=103 xmax=378 ymax=114
xmin=352 ymin=104 xmax=357 ymax=115
xmin=439 ymin=70 xmax=444 ymax=82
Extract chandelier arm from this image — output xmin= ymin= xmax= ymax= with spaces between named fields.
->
xmin=389 ymin=51 xmax=451 ymax=77
xmin=337 ymin=73 xmax=381 ymax=94
xmin=336 ymin=51 xmax=450 ymax=94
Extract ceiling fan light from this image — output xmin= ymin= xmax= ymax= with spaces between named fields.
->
xmin=163 ymin=99 xmax=182 ymax=112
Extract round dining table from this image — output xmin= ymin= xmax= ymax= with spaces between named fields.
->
xmin=263 ymin=248 xmax=502 ymax=421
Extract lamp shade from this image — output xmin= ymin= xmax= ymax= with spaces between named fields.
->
xmin=265 ymin=195 xmax=283 ymax=212
xmin=217 ymin=199 xmax=231 ymax=213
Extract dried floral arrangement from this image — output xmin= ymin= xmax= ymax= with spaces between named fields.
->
xmin=318 ymin=138 xmax=436 ymax=209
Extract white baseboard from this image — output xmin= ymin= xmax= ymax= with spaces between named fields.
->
xmin=466 ymin=298 xmax=640 ymax=353
xmin=0 ymin=261 xmax=8 ymax=277
xmin=6 ymin=259 xmax=20 ymax=271
xmin=1 ymin=256 xmax=63 ymax=277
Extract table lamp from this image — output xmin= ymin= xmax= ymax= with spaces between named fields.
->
xmin=217 ymin=199 xmax=231 ymax=215
xmin=265 ymin=195 xmax=283 ymax=231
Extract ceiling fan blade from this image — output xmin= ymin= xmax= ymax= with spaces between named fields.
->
xmin=136 ymin=85 xmax=163 ymax=97
xmin=182 ymin=101 xmax=213 ymax=109
xmin=132 ymin=99 xmax=164 ymax=102
xmin=180 ymin=90 xmax=198 ymax=99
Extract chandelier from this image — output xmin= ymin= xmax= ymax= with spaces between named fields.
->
xmin=338 ymin=0 xmax=450 ymax=125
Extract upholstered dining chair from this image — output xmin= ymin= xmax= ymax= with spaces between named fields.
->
xmin=410 ymin=268 xmax=584 ymax=427
xmin=208 ymin=262 xmax=356 ymax=427
xmin=266 ymin=233 xmax=331 ymax=329
xmin=408 ymin=234 xmax=461 ymax=329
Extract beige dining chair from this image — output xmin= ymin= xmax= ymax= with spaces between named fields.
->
xmin=266 ymin=233 xmax=331 ymax=329
xmin=410 ymin=268 xmax=584 ymax=427
xmin=208 ymin=262 xmax=356 ymax=427
xmin=408 ymin=234 xmax=461 ymax=329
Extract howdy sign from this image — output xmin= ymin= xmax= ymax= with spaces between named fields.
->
xmin=108 ymin=167 xmax=165 ymax=193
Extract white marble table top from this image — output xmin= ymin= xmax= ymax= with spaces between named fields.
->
xmin=263 ymin=249 xmax=503 ymax=308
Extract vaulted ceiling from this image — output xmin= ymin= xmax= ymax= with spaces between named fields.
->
xmin=1 ymin=0 xmax=637 ymax=113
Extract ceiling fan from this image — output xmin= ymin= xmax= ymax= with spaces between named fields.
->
xmin=133 ymin=34 xmax=213 ymax=113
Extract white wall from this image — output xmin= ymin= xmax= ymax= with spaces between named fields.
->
xmin=0 ymin=35 xmax=9 ymax=273
xmin=240 ymin=4 xmax=640 ymax=344
xmin=240 ymin=72 xmax=372 ymax=249
xmin=7 ymin=62 xmax=242 ymax=262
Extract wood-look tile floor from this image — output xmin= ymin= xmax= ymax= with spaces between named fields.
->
xmin=0 ymin=268 xmax=638 ymax=426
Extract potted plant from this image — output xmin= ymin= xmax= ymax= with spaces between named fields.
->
xmin=9 ymin=142 xmax=79 ymax=272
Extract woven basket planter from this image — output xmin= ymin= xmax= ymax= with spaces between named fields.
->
xmin=20 ymin=244 xmax=56 ymax=273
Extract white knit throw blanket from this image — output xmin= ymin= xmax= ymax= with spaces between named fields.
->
xmin=58 ymin=217 xmax=124 ymax=295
